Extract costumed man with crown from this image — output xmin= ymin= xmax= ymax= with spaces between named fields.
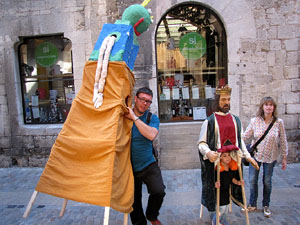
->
xmin=198 ymin=85 xmax=259 ymax=220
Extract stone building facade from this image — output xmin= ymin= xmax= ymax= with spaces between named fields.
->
xmin=0 ymin=0 xmax=299 ymax=168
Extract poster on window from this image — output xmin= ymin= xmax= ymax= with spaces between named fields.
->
xmin=35 ymin=42 xmax=58 ymax=67
xmin=172 ymin=87 xmax=180 ymax=100
xmin=174 ymin=74 xmax=184 ymax=86
xmin=205 ymin=85 xmax=213 ymax=99
xmin=162 ymin=86 xmax=171 ymax=100
xmin=31 ymin=95 xmax=39 ymax=107
xmin=182 ymin=86 xmax=190 ymax=99
xmin=192 ymin=85 xmax=199 ymax=99
xmin=193 ymin=107 xmax=207 ymax=120
xmin=66 ymin=93 xmax=76 ymax=104
xmin=179 ymin=32 xmax=207 ymax=60
xmin=32 ymin=107 xmax=40 ymax=119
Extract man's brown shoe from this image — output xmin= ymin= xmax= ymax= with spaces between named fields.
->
xmin=247 ymin=205 xmax=257 ymax=212
xmin=241 ymin=205 xmax=257 ymax=212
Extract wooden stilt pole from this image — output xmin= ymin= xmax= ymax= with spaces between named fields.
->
xmin=59 ymin=199 xmax=68 ymax=217
xmin=216 ymin=161 xmax=220 ymax=225
xmin=103 ymin=207 xmax=110 ymax=225
xmin=237 ymin=155 xmax=250 ymax=225
xmin=23 ymin=190 xmax=39 ymax=218
xmin=123 ymin=213 xmax=128 ymax=225
xmin=229 ymin=188 xmax=232 ymax=213
xmin=199 ymin=204 xmax=203 ymax=218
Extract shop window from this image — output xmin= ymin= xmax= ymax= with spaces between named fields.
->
xmin=18 ymin=35 xmax=74 ymax=124
xmin=156 ymin=3 xmax=227 ymax=122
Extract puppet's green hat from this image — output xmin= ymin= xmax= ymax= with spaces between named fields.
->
xmin=122 ymin=4 xmax=152 ymax=36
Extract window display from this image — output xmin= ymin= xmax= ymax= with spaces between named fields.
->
xmin=156 ymin=3 xmax=227 ymax=122
xmin=19 ymin=35 xmax=74 ymax=124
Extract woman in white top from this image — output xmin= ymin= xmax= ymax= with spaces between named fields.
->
xmin=243 ymin=96 xmax=288 ymax=218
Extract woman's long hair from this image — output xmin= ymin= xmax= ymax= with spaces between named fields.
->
xmin=256 ymin=96 xmax=278 ymax=120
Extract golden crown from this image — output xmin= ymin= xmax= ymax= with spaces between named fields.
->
xmin=215 ymin=85 xmax=232 ymax=95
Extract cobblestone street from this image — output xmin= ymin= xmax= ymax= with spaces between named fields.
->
xmin=1 ymin=164 xmax=300 ymax=225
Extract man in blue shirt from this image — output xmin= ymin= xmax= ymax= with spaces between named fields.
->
xmin=125 ymin=87 xmax=165 ymax=225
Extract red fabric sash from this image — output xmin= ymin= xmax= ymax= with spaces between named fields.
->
xmin=215 ymin=114 xmax=239 ymax=152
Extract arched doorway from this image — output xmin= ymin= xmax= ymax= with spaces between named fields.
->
xmin=155 ymin=2 xmax=227 ymax=169
xmin=156 ymin=2 xmax=227 ymax=123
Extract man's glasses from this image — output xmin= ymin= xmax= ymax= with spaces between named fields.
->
xmin=137 ymin=96 xmax=152 ymax=105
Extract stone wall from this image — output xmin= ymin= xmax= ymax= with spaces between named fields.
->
xmin=0 ymin=44 xmax=11 ymax=167
xmin=238 ymin=0 xmax=300 ymax=163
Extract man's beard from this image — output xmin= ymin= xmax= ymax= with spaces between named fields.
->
xmin=218 ymin=104 xmax=230 ymax=113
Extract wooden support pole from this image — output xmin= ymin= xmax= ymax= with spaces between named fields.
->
xmin=229 ymin=188 xmax=232 ymax=213
xmin=59 ymin=199 xmax=68 ymax=217
xmin=23 ymin=190 xmax=39 ymax=218
xmin=216 ymin=161 xmax=220 ymax=225
xmin=237 ymin=156 xmax=250 ymax=225
xmin=103 ymin=207 xmax=110 ymax=225
xmin=199 ymin=204 xmax=203 ymax=218
xmin=123 ymin=213 xmax=128 ymax=225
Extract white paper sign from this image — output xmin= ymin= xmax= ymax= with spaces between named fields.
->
xmin=66 ymin=93 xmax=75 ymax=104
xmin=193 ymin=107 xmax=207 ymax=120
xmin=162 ymin=87 xmax=171 ymax=100
xmin=205 ymin=85 xmax=213 ymax=99
xmin=182 ymin=86 xmax=190 ymax=99
xmin=49 ymin=90 xmax=58 ymax=100
xmin=172 ymin=87 xmax=180 ymax=100
xmin=192 ymin=86 xmax=199 ymax=99
xmin=31 ymin=95 xmax=39 ymax=107
xmin=211 ymin=88 xmax=216 ymax=99
xmin=32 ymin=107 xmax=40 ymax=119
xmin=174 ymin=74 xmax=184 ymax=86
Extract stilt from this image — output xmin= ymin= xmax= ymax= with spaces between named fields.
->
xmin=216 ymin=161 xmax=220 ymax=225
xmin=23 ymin=190 xmax=39 ymax=218
xmin=229 ymin=188 xmax=232 ymax=213
xmin=237 ymin=155 xmax=250 ymax=225
xmin=123 ymin=213 xmax=128 ymax=225
xmin=199 ymin=204 xmax=203 ymax=218
xmin=103 ymin=206 xmax=110 ymax=225
xmin=59 ymin=199 xmax=68 ymax=217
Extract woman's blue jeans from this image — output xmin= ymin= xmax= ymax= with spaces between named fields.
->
xmin=249 ymin=159 xmax=276 ymax=207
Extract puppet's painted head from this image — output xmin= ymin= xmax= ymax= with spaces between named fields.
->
xmin=89 ymin=0 xmax=153 ymax=70
xmin=122 ymin=4 xmax=152 ymax=36
xmin=215 ymin=85 xmax=232 ymax=113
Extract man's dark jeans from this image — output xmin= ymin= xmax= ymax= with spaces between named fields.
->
xmin=130 ymin=162 xmax=166 ymax=225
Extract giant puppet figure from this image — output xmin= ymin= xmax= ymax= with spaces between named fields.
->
xmin=198 ymin=85 xmax=259 ymax=224
xmin=24 ymin=0 xmax=153 ymax=218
